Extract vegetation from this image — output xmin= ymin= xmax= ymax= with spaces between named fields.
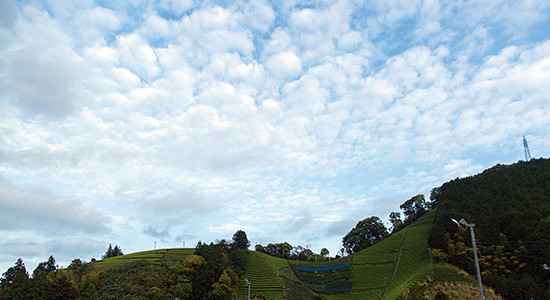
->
xmin=101 ymin=244 xmax=123 ymax=259
xmin=0 ymin=231 xmax=250 ymax=299
xmin=342 ymin=216 xmax=389 ymax=254
xmin=255 ymin=242 xmax=331 ymax=262
xmin=428 ymin=158 xmax=550 ymax=299
xmin=0 ymin=194 xmax=438 ymax=299
xmin=238 ymin=251 xmax=284 ymax=300
xmin=3 ymin=158 xmax=548 ymax=299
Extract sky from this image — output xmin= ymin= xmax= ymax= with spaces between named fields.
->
xmin=1 ymin=0 xmax=550 ymax=273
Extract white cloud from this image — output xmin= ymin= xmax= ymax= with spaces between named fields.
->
xmin=240 ymin=0 xmax=275 ymax=33
xmin=0 ymin=6 xmax=87 ymax=117
xmin=265 ymin=51 xmax=302 ymax=78
xmin=0 ymin=178 xmax=111 ymax=234
xmin=158 ymin=0 xmax=193 ymax=16
xmin=209 ymin=223 xmax=255 ymax=234
xmin=116 ymin=33 xmax=160 ymax=82
xmin=1 ymin=0 xmax=550 ymax=270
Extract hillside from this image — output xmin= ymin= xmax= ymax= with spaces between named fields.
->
xmin=99 ymin=211 xmax=439 ymax=299
xmin=5 ymin=159 xmax=548 ymax=299
xmin=0 ymin=207 xmax=492 ymax=299
xmin=428 ymin=158 xmax=550 ymax=299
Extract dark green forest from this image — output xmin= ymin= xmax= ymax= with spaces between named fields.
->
xmin=428 ymin=158 xmax=550 ymax=299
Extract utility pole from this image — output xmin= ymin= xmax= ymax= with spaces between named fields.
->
xmin=428 ymin=248 xmax=434 ymax=275
xmin=245 ymin=278 xmax=251 ymax=300
xmin=543 ymin=264 xmax=550 ymax=299
xmin=452 ymin=218 xmax=485 ymax=300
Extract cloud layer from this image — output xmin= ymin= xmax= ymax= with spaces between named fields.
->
xmin=1 ymin=0 xmax=549 ymax=272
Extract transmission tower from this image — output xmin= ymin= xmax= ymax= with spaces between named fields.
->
xmin=523 ymin=135 xmax=532 ymax=161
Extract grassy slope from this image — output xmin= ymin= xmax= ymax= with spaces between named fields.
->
xmin=96 ymin=248 xmax=194 ymax=267
xmin=333 ymin=210 xmax=435 ymax=300
xmin=93 ymin=211 xmax=440 ymax=299
xmin=238 ymin=251 xmax=286 ymax=299
xmin=383 ymin=212 xmax=434 ymax=299
xmin=236 ymin=210 xmax=436 ymax=300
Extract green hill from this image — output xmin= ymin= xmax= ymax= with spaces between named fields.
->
xmin=428 ymin=158 xmax=550 ymax=299
xmin=6 ymin=159 xmax=547 ymax=299
xmin=62 ymin=211 xmax=438 ymax=300
xmin=233 ymin=210 xmax=436 ymax=299
xmin=97 ymin=248 xmax=195 ymax=266
xmin=0 ymin=207 xmax=482 ymax=299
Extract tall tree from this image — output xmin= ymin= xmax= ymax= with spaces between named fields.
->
xmin=231 ymin=230 xmax=250 ymax=250
xmin=102 ymin=244 xmax=123 ymax=259
xmin=52 ymin=269 xmax=79 ymax=299
xmin=34 ymin=256 xmax=57 ymax=275
xmin=31 ymin=256 xmax=57 ymax=299
xmin=102 ymin=244 xmax=113 ymax=259
xmin=389 ymin=211 xmax=403 ymax=232
xmin=0 ymin=258 xmax=31 ymax=299
xmin=342 ymin=216 xmax=388 ymax=254
xmin=400 ymin=194 xmax=427 ymax=225
xmin=112 ymin=245 xmax=123 ymax=257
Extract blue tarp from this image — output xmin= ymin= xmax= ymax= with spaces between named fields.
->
xmin=296 ymin=262 xmax=350 ymax=272
xmin=317 ymin=288 xmax=351 ymax=295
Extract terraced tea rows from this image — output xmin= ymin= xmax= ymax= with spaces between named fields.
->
xmin=290 ymin=262 xmax=352 ymax=295
xmin=97 ymin=248 xmax=194 ymax=266
xmin=383 ymin=211 xmax=435 ymax=299
xmin=95 ymin=210 xmax=441 ymax=299
xmin=238 ymin=251 xmax=285 ymax=299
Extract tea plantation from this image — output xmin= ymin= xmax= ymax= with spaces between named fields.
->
xmin=65 ymin=210 xmax=478 ymax=299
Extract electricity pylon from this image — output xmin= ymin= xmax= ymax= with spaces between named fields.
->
xmin=523 ymin=135 xmax=532 ymax=161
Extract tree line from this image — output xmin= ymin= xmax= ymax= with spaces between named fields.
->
xmin=254 ymin=242 xmax=330 ymax=261
xmin=255 ymin=193 xmax=431 ymax=260
xmin=0 ymin=231 xmax=250 ymax=299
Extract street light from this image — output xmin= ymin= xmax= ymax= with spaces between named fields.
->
xmin=245 ymin=278 xmax=251 ymax=300
xmin=452 ymin=218 xmax=485 ymax=300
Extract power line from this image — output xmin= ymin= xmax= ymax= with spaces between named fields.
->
xmin=479 ymin=240 xmax=550 ymax=245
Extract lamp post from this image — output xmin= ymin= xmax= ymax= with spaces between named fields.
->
xmin=245 ymin=278 xmax=251 ymax=300
xmin=452 ymin=218 xmax=485 ymax=300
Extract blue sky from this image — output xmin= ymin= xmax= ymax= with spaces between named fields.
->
xmin=1 ymin=0 xmax=550 ymax=272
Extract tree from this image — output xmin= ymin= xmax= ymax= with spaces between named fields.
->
xmin=52 ymin=269 xmax=79 ymax=299
xmin=389 ymin=211 xmax=403 ymax=232
xmin=31 ymin=256 xmax=58 ymax=299
xmin=34 ymin=255 xmax=57 ymax=275
xmin=400 ymin=194 xmax=427 ymax=225
xmin=81 ymin=283 xmax=98 ymax=300
xmin=265 ymin=242 xmax=293 ymax=258
xmin=342 ymin=216 xmax=388 ymax=254
xmin=255 ymin=244 xmax=265 ymax=253
xmin=320 ymin=248 xmax=329 ymax=259
xmin=193 ymin=243 xmax=225 ymax=299
xmin=228 ymin=249 xmax=247 ymax=276
xmin=231 ymin=230 xmax=250 ymax=250
xmin=102 ymin=244 xmax=123 ymax=259
xmin=102 ymin=244 xmax=113 ymax=259
xmin=0 ymin=258 xmax=31 ymax=299
xmin=112 ymin=245 xmax=123 ymax=257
